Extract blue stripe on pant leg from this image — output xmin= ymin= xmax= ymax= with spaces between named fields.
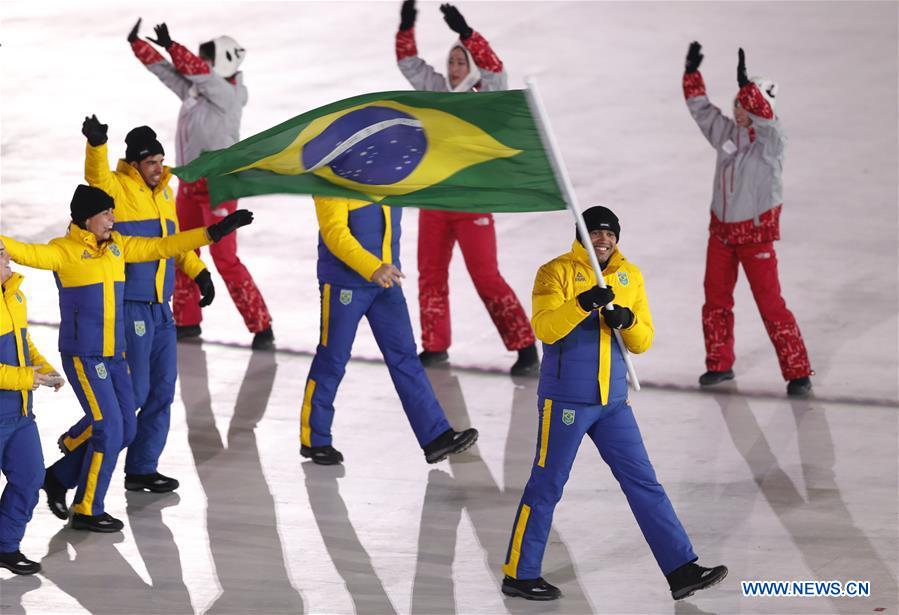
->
xmin=305 ymin=284 xmax=370 ymax=448
xmin=587 ymin=401 xmax=696 ymax=574
xmin=0 ymin=414 xmax=44 ymax=552
xmin=366 ymin=286 xmax=450 ymax=447
xmin=125 ymin=303 xmax=176 ymax=474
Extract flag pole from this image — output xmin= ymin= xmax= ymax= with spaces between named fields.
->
xmin=523 ymin=76 xmax=641 ymax=391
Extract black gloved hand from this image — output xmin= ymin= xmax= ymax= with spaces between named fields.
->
xmin=440 ymin=3 xmax=473 ymax=39
xmin=194 ymin=269 xmax=215 ymax=307
xmin=685 ymin=41 xmax=703 ymax=73
xmin=601 ymin=305 xmax=634 ymax=330
xmin=81 ymin=114 xmax=108 ymax=146
xmin=400 ymin=0 xmax=417 ymax=31
xmin=127 ymin=18 xmax=142 ymax=43
xmin=737 ymin=47 xmax=750 ymax=88
xmin=577 ymin=286 xmax=615 ymax=312
xmin=207 ymin=209 xmax=254 ymax=243
xmin=147 ymin=23 xmax=173 ymax=49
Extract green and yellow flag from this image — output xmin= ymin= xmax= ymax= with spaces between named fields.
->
xmin=174 ymin=89 xmax=565 ymax=213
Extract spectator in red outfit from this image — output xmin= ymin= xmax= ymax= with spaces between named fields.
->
xmin=683 ymin=43 xmax=813 ymax=396
xmin=395 ymin=1 xmax=538 ymax=376
xmin=128 ymin=18 xmax=274 ymax=350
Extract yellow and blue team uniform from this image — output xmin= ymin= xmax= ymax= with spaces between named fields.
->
xmin=0 ymin=273 xmax=55 ymax=552
xmin=503 ymin=242 xmax=696 ymax=581
xmin=300 ymin=196 xmax=451 ymax=449
xmin=1 ymin=225 xmax=210 ymax=517
xmin=56 ymin=143 xmax=209 ymax=477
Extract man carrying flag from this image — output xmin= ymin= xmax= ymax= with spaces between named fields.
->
xmin=299 ymin=195 xmax=478 ymax=466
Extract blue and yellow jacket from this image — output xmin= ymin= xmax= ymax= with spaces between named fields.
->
xmin=1 ymin=225 xmax=211 ymax=357
xmin=534 ymin=241 xmax=653 ymax=406
xmin=85 ymin=143 xmax=207 ymax=303
xmin=314 ymin=196 xmax=402 ymax=286
xmin=1 ymin=273 xmax=57 ymax=416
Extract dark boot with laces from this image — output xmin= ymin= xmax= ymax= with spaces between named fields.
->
xmin=125 ymin=472 xmax=180 ymax=493
xmin=501 ymin=575 xmax=561 ymax=601
xmin=423 ymin=428 xmax=478 ymax=463
xmin=0 ymin=551 xmax=41 ymax=575
xmin=301 ymin=444 xmax=344 ymax=466
xmin=70 ymin=512 xmax=124 ymax=533
xmin=666 ymin=561 xmax=728 ymax=600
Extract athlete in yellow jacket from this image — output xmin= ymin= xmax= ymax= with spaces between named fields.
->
xmin=1 ymin=184 xmax=252 ymax=532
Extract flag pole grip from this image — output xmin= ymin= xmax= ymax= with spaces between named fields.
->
xmin=523 ymin=77 xmax=641 ymax=391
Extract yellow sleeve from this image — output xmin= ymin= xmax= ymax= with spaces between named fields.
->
xmin=121 ymin=228 xmax=211 ymax=263
xmin=0 ymin=364 xmax=34 ymax=391
xmin=84 ymin=143 xmax=124 ymax=201
xmin=0 ymin=236 xmax=65 ymax=271
xmin=314 ymin=196 xmax=383 ymax=281
xmin=174 ymin=250 xmax=207 ymax=280
xmin=619 ymin=268 xmax=654 ymax=354
xmin=531 ymin=264 xmax=591 ymax=345
xmin=26 ymin=332 xmax=56 ymax=375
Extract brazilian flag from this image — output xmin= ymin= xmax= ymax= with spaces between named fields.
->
xmin=173 ymin=90 xmax=565 ymax=213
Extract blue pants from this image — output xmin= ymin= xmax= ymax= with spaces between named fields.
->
xmin=0 ymin=413 xmax=44 ymax=552
xmin=300 ymin=283 xmax=450 ymax=449
xmin=62 ymin=302 xmax=177 ymax=474
xmin=50 ymin=355 xmax=136 ymax=516
xmin=503 ymin=398 xmax=696 ymax=580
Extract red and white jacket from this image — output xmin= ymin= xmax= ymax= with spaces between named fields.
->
xmin=684 ymin=71 xmax=784 ymax=245
xmin=132 ymin=39 xmax=248 ymax=170
xmin=395 ymin=28 xmax=506 ymax=92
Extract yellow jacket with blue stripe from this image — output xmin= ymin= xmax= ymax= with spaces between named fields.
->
xmin=1 ymin=273 xmax=57 ymax=416
xmin=1 ymin=225 xmax=211 ymax=357
xmin=314 ymin=196 xmax=402 ymax=286
xmin=85 ymin=142 xmax=207 ymax=302
xmin=534 ymin=241 xmax=653 ymax=406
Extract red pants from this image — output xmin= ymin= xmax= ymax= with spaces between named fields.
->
xmin=702 ymin=235 xmax=811 ymax=381
xmin=173 ymin=181 xmax=272 ymax=333
xmin=417 ymin=210 xmax=534 ymax=352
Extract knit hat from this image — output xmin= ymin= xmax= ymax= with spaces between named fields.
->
xmin=125 ymin=126 xmax=164 ymax=163
xmin=577 ymin=206 xmax=620 ymax=243
xmin=70 ymin=185 xmax=114 ymax=224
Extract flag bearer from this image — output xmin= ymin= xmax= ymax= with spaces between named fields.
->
xmin=501 ymin=206 xmax=727 ymax=601
xmin=0 ymin=239 xmax=65 ymax=575
xmin=1 ymin=185 xmax=252 ymax=532
xmin=299 ymin=195 xmax=478 ymax=466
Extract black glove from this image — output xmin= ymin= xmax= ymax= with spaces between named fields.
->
xmin=685 ymin=41 xmax=703 ymax=73
xmin=440 ymin=3 xmax=472 ymax=39
xmin=207 ymin=209 xmax=254 ymax=243
xmin=400 ymin=0 xmax=417 ymax=31
xmin=127 ymin=18 xmax=142 ymax=43
xmin=737 ymin=47 xmax=750 ymax=88
xmin=194 ymin=270 xmax=215 ymax=307
xmin=147 ymin=23 xmax=173 ymax=49
xmin=577 ymin=286 xmax=615 ymax=312
xmin=81 ymin=114 xmax=108 ymax=146
xmin=601 ymin=305 xmax=634 ymax=330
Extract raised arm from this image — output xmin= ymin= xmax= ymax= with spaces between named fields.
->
xmin=683 ymin=42 xmax=737 ymax=149
xmin=315 ymin=196 xmax=385 ymax=282
xmin=129 ymin=18 xmax=192 ymax=100
xmin=395 ymin=1 xmax=448 ymax=91
xmin=735 ymin=49 xmax=785 ymax=161
xmin=82 ymin=115 xmax=125 ymax=201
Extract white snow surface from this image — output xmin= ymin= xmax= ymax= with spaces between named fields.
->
xmin=1 ymin=1 xmax=896 ymax=402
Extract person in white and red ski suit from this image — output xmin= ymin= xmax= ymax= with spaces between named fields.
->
xmin=683 ymin=43 xmax=813 ymax=396
xmin=395 ymin=1 xmax=538 ymax=376
xmin=129 ymin=19 xmax=274 ymax=350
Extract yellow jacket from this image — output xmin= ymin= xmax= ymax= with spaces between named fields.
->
xmin=1 ymin=273 xmax=56 ymax=415
xmin=1 ymin=225 xmax=211 ymax=357
xmin=85 ymin=142 xmax=207 ymax=302
xmin=533 ymin=241 xmax=653 ymax=405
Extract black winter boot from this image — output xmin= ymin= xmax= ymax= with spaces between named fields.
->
xmin=0 ymin=551 xmax=41 ymax=575
xmin=43 ymin=469 xmax=69 ymax=520
xmin=501 ymin=575 xmax=561 ymax=600
xmin=301 ymin=444 xmax=344 ymax=466
xmin=252 ymin=327 xmax=275 ymax=351
xmin=666 ymin=561 xmax=728 ymax=600
xmin=699 ymin=370 xmax=735 ymax=386
xmin=510 ymin=345 xmax=539 ymax=377
xmin=70 ymin=512 xmax=124 ymax=533
xmin=176 ymin=325 xmax=202 ymax=341
xmin=419 ymin=350 xmax=449 ymax=367
xmin=423 ymin=428 xmax=478 ymax=463
xmin=125 ymin=472 xmax=180 ymax=493
xmin=787 ymin=376 xmax=812 ymax=397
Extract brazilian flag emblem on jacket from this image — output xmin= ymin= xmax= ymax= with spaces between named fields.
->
xmin=174 ymin=90 xmax=565 ymax=213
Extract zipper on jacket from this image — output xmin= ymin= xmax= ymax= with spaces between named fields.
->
xmin=556 ymin=345 xmax=563 ymax=378
xmin=73 ymin=307 xmax=79 ymax=340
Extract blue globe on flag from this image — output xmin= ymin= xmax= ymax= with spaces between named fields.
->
xmin=301 ymin=106 xmax=428 ymax=185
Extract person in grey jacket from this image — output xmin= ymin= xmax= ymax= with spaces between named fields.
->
xmin=395 ymin=1 xmax=539 ymax=377
xmin=683 ymin=43 xmax=812 ymax=397
xmin=129 ymin=18 xmax=274 ymax=351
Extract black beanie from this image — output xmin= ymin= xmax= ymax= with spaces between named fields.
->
xmin=70 ymin=185 xmax=115 ymax=224
xmin=577 ymin=205 xmax=620 ymax=243
xmin=125 ymin=126 xmax=165 ymax=163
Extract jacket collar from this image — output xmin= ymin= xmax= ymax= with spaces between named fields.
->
xmin=2 ymin=272 xmax=24 ymax=297
xmin=66 ymin=223 xmax=111 ymax=254
xmin=569 ymin=240 xmax=625 ymax=275
xmin=115 ymin=159 xmax=173 ymax=194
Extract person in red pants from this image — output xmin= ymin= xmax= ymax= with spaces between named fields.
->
xmin=395 ymin=1 xmax=538 ymax=375
xmin=128 ymin=18 xmax=273 ymax=350
xmin=683 ymin=42 xmax=813 ymax=396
